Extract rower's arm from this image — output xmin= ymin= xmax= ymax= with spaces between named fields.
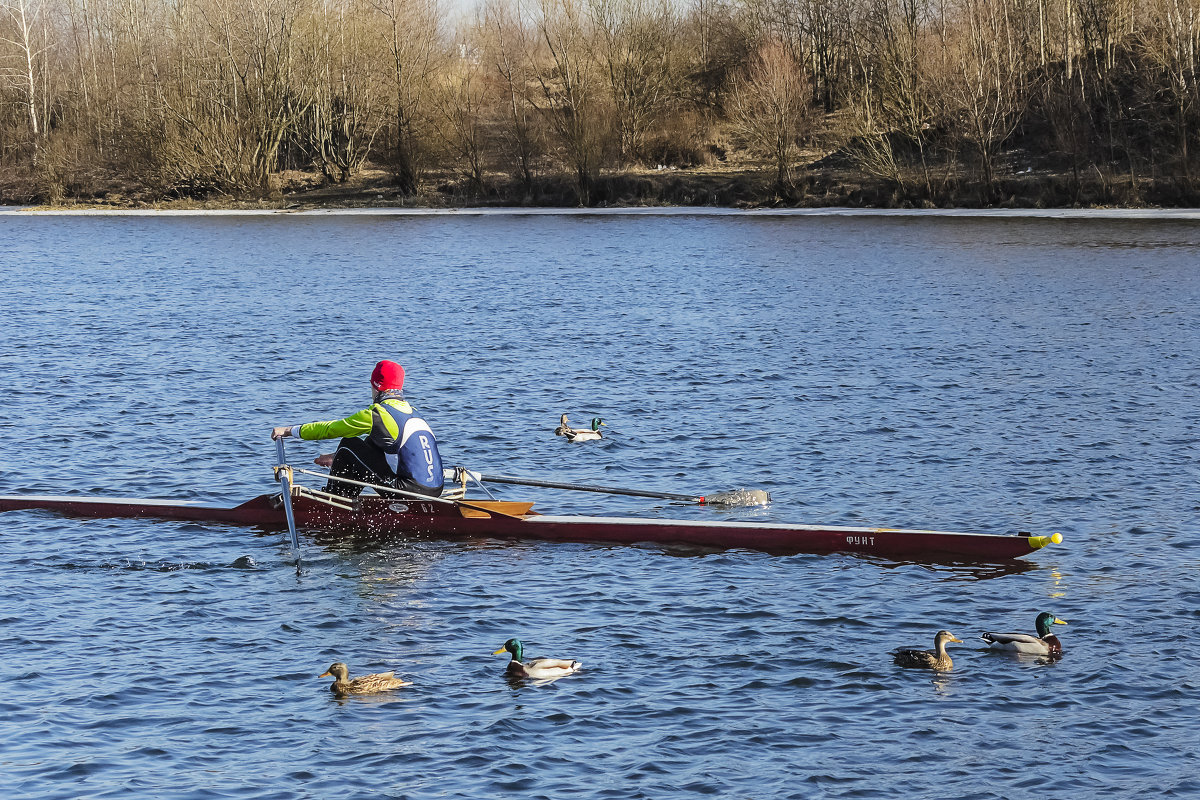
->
xmin=297 ymin=407 xmax=373 ymax=440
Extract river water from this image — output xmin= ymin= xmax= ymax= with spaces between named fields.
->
xmin=0 ymin=211 xmax=1197 ymax=799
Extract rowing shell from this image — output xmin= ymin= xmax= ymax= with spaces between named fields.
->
xmin=0 ymin=493 xmax=1061 ymax=560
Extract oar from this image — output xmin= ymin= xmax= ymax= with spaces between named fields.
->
xmin=273 ymin=438 xmax=302 ymax=573
xmin=476 ymin=473 xmax=771 ymax=507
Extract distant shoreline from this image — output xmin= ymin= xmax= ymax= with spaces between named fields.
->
xmin=5 ymin=206 xmax=1200 ymax=219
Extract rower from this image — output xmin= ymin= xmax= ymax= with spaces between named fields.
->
xmin=270 ymin=360 xmax=444 ymax=500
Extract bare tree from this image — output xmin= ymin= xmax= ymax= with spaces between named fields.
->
xmin=143 ymin=0 xmax=310 ymax=194
xmin=680 ymin=0 xmax=751 ymax=111
xmin=219 ymin=0 xmax=310 ymax=190
xmin=298 ymin=0 xmax=383 ymax=183
xmin=748 ymin=0 xmax=851 ymax=112
xmin=483 ymin=0 xmax=542 ymax=193
xmin=370 ymin=0 xmax=444 ymax=194
xmin=435 ymin=28 xmax=493 ymax=192
xmin=848 ymin=0 xmax=947 ymax=197
xmin=942 ymin=0 xmax=1033 ymax=196
xmin=533 ymin=0 xmax=607 ymax=204
xmin=1 ymin=0 xmax=44 ymax=139
xmin=1139 ymin=0 xmax=1200 ymax=184
xmin=61 ymin=0 xmax=109 ymax=151
xmin=2 ymin=0 xmax=1197 ymax=208
xmin=588 ymin=0 xmax=679 ymax=165
xmin=728 ymin=37 xmax=812 ymax=193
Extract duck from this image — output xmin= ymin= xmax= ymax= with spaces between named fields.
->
xmin=493 ymin=638 xmax=582 ymax=680
xmin=556 ymin=415 xmax=605 ymax=442
xmin=317 ymin=662 xmax=412 ymax=695
xmin=982 ymin=612 xmax=1068 ymax=655
xmin=891 ymin=630 xmax=963 ymax=671
xmin=553 ymin=414 xmax=575 ymax=437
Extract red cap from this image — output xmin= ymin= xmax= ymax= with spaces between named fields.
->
xmin=370 ymin=360 xmax=405 ymax=391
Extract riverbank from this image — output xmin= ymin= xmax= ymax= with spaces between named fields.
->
xmin=4 ymin=158 xmax=1198 ymax=212
xmin=9 ymin=206 xmax=1200 ymax=218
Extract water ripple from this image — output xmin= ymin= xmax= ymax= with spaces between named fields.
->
xmin=0 ymin=214 xmax=1197 ymax=799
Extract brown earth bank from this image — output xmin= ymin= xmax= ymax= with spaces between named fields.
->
xmin=4 ymin=159 xmax=1199 ymax=211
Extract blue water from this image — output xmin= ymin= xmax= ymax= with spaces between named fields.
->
xmin=1 ymin=211 xmax=1197 ymax=799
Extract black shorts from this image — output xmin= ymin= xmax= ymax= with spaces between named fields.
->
xmin=325 ymin=437 xmax=442 ymax=499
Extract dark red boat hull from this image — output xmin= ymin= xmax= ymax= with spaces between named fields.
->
xmin=0 ymin=493 xmax=1059 ymax=560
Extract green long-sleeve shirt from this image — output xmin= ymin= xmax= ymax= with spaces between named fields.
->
xmin=295 ymin=398 xmax=415 ymax=441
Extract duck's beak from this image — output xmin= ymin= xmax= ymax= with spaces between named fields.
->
xmin=492 ymin=647 xmax=507 ymax=655
xmin=949 ymin=636 xmax=963 ymax=643
xmin=1054 ymin=618 xmax=1068 ymax=625
xmin=318 ymin=670 xmax=332 ymax=678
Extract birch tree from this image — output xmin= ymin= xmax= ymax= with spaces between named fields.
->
xmin=1 ymin=0 xmax=44 ymax=139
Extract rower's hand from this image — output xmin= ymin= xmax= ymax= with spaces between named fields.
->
xmin=314 ymin=453 xmax=334 ymax=468
xmin=271 ymin=426 xmax=292 ymax=440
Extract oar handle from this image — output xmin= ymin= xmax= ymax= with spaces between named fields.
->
xmin=478 ymin=473 xmax=702 ymax=503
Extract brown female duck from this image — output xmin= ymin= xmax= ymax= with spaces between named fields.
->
xmin=891 ymin=630 xmax=963 ymax=671
xmin=318 ymin=662 xmax=412 ymax=695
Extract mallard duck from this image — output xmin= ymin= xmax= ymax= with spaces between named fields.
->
xmin=565 ymin=417 xmax=605 ymax=442
xmin=553 ymin=414 xmax=576 ymax=437
xmin=317 ymin=662 xmax=412 ymax=695
xmin=553 ymin=415 xmax=606 ymax=442
xmin=982 ymin=612 xmax=1067 ymax=655
xmin=493 ymin=638 xmax=582 ymax=680
xmin=891 ymin=630 xmax=962 ymax=671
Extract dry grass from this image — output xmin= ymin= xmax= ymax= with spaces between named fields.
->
xmin=3 ymin=149 xmax=1188 ymax=210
